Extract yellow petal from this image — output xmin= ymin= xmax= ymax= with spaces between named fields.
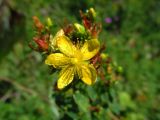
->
xmin=50 ymin=29 xmax=64 ymax=50
xmin=45 ymin=53 xmax=70 ymax=68
xmin=75 ymin=65 xmax=82 ymax=79
xmin=80 ymin=63 xmax=97 ymax=85
xmin=81 ymin=39 xmax=100 ymax=60
xmin=56 ymin=35 xmax=77 ymax=57
xmin=57 ymin=66 xmax=75 ymax=89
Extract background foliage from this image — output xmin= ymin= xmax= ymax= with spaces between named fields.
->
xmin=0 ymin=0 xmax=160 ymax=120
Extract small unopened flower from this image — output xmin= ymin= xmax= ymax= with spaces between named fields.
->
xmin=46 ymin=17 xmax=53 ymax=27
xmin=45 ymin=35 xmax=100 ymax=89
xmin=33 ymin=37 xmax=49 ymax=51
xmin=74 ymin=23 xmax=85 ymax=34
xmin=32 ymin=16 xmax=44 ymax=32
xmin=89 ymin=8 xmax=96 ymax=19
xmin=100 ymin=53 xmax=108 ymax=60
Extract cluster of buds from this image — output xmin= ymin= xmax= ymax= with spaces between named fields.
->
xmin=29 ymin=16 xmax=50 ymax=52
xmin=80 ymin=8 xmax=102 ymax=38
xmin=29 ymin=8 xmax=121 ymax=89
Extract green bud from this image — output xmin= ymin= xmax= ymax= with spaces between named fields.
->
xmin=101 ymin=53 xmax=108 ymax=60
xmin=74 ymin=23 xmax=85 ymax=34
xmin=117 ymin=66 xmax=123 ymax=73
xmin=46 ymin=17 xmax=53 ymax=27
xmin=89 ymin=8 xmax=96 ymax=18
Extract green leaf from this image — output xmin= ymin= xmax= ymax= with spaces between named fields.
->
xmin=118 ymin=92 xmax=136 ymax=110
xmin=86 ymin=86 xmax=97 ymax=100
xmin=73 ymin=91 xmax=90 ymax=113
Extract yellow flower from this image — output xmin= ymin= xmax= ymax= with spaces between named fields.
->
xmin=45 ymin=35 xmax=100 ymax=89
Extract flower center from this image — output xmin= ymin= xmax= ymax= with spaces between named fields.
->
xmin=71 ymin=57 xmax=80 ymax=65
xmin=71 ymin=52 xmax=83 ymax=65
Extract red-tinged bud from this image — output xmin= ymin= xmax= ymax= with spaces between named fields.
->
xmin=83 ymin=17 xmax=92 ymax=30
xmin=63 ymin=24 xmax=74 ymax=36
xmin=91 ymin=24 xmax=102 ymax=38
xmin=34 ymin=38 xmax=48 ymax=51
xmin=32 ymin=16 xmax=44 ymax=32
xmin=80 ymin=10 xmax=92 ymax=30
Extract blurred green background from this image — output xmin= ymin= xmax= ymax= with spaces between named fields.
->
xmin=0 ymin=0 xmax=160 ymax=120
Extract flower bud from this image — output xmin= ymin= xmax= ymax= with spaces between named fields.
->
xmin=100 ymin=53 xmax=108 ymax=60
xmin=117 ymin=66 xmax=123 ymax=73
xmin=34 ymin=38 xmax=48 ymax=51
xmin=46 ymin=17 xmax=53 ymax=27
xmin=89 ymin=8 xmax=96 ymax=19
xmin=74 ymin=23 xmax=85 ymax=34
